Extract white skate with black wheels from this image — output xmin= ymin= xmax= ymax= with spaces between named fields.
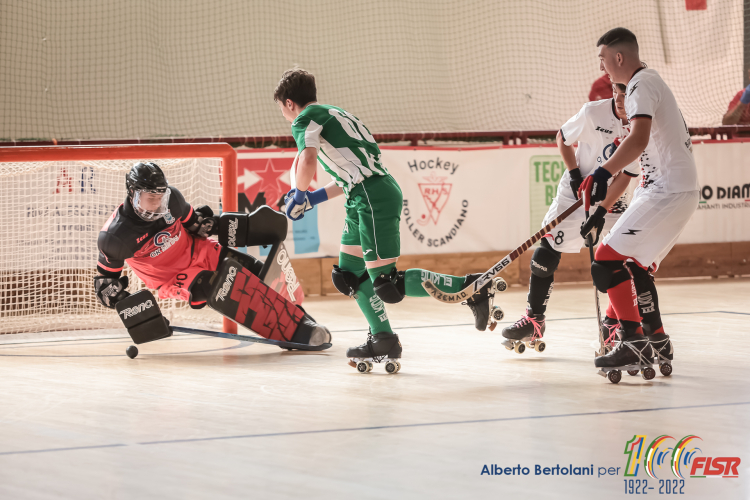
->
xmin=501 ymin=307 xmax=546 ymax=354
xmin=347 ymin=330 xmax=402 ymax=374
xmin=595 ymin=334 xmax=656 ymax=384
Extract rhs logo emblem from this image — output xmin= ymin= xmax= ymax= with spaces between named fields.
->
xmin=417 ymin=173 xmax=452 ymax=226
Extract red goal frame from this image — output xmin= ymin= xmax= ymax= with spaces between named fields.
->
xmin=0 ymin=143 xmax=239 ymax=334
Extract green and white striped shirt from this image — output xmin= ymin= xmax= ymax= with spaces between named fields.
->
xmin=291 ymin=104 xmax=388 ymax=196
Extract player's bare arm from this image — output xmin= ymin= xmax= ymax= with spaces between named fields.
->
xmin=556 ymin=130 xmax=577 ymax=171
xmin=295 ymin=147 xmax=318 ymax=191
xmin=556 ymin=130 xmax=582 ymax=198
xmin=601 ymin=117 xmax=651 ymax=176
xmin=600 ymin=173 xmax=631 ymax=210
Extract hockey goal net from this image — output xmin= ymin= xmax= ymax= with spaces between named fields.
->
xmin=0 ymin=144 xmax=237 ymax=336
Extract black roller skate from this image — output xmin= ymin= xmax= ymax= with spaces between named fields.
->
xmin=595 ymin=332 xmax=656 ymax=384
xmin=647 ymin=332 xmax=673 ymax=376
xmin=501 ymin=307 xmax=546 ymax=354
xmin=599 ymin=316 xmax=620 ymax=354
xmin=462 ymin=273 xmax=507 ymax=332
xmin=346 ymin=330 xmax=402 ymax=374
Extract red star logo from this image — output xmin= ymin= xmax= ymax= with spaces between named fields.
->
xmin=254 ymin=159 xmax=287 ymax=205
xmin=237 ymin=154 xmax=319 ymax=208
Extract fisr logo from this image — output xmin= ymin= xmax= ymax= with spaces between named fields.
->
xmin=690 ymin=457 xmax=740 ymax=478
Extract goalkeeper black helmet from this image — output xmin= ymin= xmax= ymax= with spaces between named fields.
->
xmin=126 ymin=162 xmax=168 ymax=198
xmin=126 ymin=162 xmax=171 ymax=221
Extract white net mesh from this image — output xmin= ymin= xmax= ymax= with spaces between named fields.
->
xmin=0 ymin=157 xmax=224 ymax=335
xmin=1 ymin=1 xmax=746 ymax=141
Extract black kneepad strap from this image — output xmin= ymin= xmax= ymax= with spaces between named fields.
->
xmin=590 ymin=260 xmax=631 ymax=294
xmin=373 ymin=268 xmax=406 ymax=304
xmin=331 ymin=265 xmax=369 ymax=297
xmin=530 ymin=243 xmax=561 ymax=278
xmin=115 ymin=290 xmax=173 ymax=344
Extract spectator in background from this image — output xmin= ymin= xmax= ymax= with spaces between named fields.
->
xmin=722 ymin=69 xmax=750 ymax=125
xmin=589 ymin=73 xmax=613 ymax=101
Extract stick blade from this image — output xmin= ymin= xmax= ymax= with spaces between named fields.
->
xmin=422 ymin=279 xmax=474 ymax=304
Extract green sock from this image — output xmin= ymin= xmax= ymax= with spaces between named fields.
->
xmin=367 ymin=264 xmax=467 ymax=298
xmin=340 ymin=253 xmax=392 ymax=334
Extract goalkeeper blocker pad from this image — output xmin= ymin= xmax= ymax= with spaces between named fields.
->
xmin=115 ymin=290 xmax=173 ymax=344
xmin=218 ymin=205 xmax=288 ymax=248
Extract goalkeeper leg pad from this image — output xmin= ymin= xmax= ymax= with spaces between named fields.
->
xmin=208 ymin=258 xmax=305 ymax=342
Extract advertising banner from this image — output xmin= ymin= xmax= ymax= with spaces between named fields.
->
xmin=237 ymin=141 xmax=749 ymax=260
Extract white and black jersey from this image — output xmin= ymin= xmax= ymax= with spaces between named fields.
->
xmin=601 ymin=68 xmax=700 ymax=271
xmin=625 ymin=68 xmax=699 ymax=193
xmin=560 ymin=98 xmax=640 ymax=210
xmin=542 ymin=99 xmax=639 ymax=253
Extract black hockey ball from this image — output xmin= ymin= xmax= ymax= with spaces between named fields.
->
xmin=126 ymin=345 xmax=139 ymax=359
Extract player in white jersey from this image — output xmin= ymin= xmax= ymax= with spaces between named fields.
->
xmin=501 ymin=83 xmax=639 ymax=350
xmin=580 ymin=28 xmax=700 ymax=382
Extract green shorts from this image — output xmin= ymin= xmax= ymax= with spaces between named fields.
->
xmin=341 ymin=174 xmax=403 ymax=262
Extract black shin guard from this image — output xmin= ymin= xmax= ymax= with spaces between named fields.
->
xmin=527 ymin=274 xmax=554 ymax=315
xmin=628 ymin=264 xmax=663 ymax=334
xmin=527 ymin=239 xmax=559 ymax=315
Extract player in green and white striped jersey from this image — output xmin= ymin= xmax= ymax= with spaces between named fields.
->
xmin=274 ymin=69 xmax=500 ymax=372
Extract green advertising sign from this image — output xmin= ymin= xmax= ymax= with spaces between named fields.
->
xmin=529 ymin=155 xmax=566 ymax=235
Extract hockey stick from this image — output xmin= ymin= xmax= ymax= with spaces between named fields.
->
xmin=171 ymin=326 xmax=331 ymax=351
xmin=583 ymin=205 xmax=606 ymax=357
xmin=421 ymin=196 xmax=584 ymax=303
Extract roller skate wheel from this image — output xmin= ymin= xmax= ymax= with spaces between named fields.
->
xmin=659 ymin=363 xmax=672 ymax=377
xmin=491 ymin=306 xmax=504 ymax=321
xmin=356 ymin=361 xmax=370 ymax=373
xmin=642 ymin=367 xmax=656 ymax=381
xmin=608 ymin=370 xmax=622 ymax=384
xmin=366 ymin=361 xmax=374 ymax=372
xmin=493 ymin=278 xmax=507 ymax=292
xmin=395 ymin=361 xmax=401 ymax=373
xmin=627 ymin=370 xmax=639 ymax=376
xmin=514 ymin=342 xmax=525 ymax=354
xmin=534 ymin=341 xmax=546 ymax=353
xmin=385 ymin=361 xmax=399 ymax=374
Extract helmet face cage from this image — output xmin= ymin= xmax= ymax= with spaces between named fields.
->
xmin=132 ymin=188 xmax=171 ymax=221
xmin=126 ymin=162 xmax=170 ymax=220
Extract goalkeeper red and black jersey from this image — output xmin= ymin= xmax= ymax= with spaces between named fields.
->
xmin=97 ymin=186 xmax=199 ymax=289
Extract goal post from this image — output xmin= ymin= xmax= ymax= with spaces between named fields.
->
xmin=0 ymin=143 xmax=238 ymax=336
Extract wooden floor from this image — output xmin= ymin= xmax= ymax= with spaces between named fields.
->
xmin=1 ymin=278 xmax=749 ymax=499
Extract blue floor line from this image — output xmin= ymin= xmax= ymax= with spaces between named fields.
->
xmin=2 ymin=401 xmax=748 ymax=456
